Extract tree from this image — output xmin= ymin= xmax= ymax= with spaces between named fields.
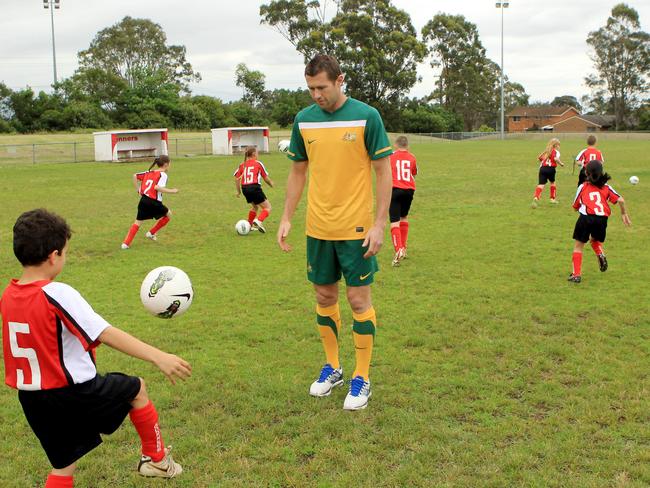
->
xmin=266 ymin=88 xmax=312 ymax=126
xmin=235 ymin=63 xmax=267 ymax=106
xmin=78 ymin=16 xmax=200 ymax=94
xmin=585 ymin=4 xmax=650 ymax=129
xmin=551 ymin=95 xmax=582 ymax=111
xmin=422 ymin=14 xmax=497 ymax=130
xmin=260 ymin=0 xmax=425 ymax=114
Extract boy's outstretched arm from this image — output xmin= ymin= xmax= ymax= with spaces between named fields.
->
xmin=99 ymin=326 xmax=192 ymax=384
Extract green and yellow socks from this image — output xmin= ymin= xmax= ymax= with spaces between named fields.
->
xmin=352 ymin=307 xmax=376 ymax=381
xmin=316 ymin=303 xmax=342 ymax=369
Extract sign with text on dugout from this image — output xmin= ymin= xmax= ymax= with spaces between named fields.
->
xmin=93 ymin=128 xmax=169 ymax=161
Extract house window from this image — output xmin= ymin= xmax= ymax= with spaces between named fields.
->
xmin=513 ymin=116 xmax=521 ymax=122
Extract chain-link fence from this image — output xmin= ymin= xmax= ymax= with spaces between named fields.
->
xmin=1 ymin=132 xmax=648 ymax=165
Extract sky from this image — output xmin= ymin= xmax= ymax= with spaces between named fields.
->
xmin=1 ymin=0 xmax=649 ymax=105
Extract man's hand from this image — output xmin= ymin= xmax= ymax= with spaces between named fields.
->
xmin=362 ymin=225 xmax=384 ymax=258
xmin=153 ymin=352 xmax=192 ymax=385
xmin=277 ymin=219 xmax=292 ymax=252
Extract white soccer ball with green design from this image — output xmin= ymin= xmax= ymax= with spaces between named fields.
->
xmin=140 ymin=266 xmax=193 ymax=318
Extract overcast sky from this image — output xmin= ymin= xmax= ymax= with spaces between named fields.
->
xmin=2 ymin=0 xmax=648 ymax=104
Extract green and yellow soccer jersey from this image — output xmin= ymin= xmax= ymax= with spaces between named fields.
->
xmin=287 ymin=98 xmax=392 ymax=240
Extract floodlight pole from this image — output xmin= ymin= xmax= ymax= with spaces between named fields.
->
xmin=496 ymin=1 xmax=509 ymax=140
xmin=44 ymin=0 xmax=60 ymax=86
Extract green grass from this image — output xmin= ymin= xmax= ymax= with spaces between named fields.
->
xmin=0 ymin=138 xmax=648 ymax=487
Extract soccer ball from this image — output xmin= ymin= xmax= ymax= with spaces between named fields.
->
xmin=235 ymin=219 xmax=251 ymax=235
xmin=629 ymin=175 xmax=639 ymax=185
xmin=278 ymin=139 xmax=290 ymax=153
xmin=140 ymin=266 xmax=193 ymax=319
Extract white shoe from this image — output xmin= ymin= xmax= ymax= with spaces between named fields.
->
xmin=252 ymin=218 xmax=266 ymax=233
xmin=549 ymin=198 xmax=559 ymax=204
xmin=309 ymin=364 xmax=344 ymax=397
xmin=146 ymin=231 xmax=157 ymax=241
xmin=392 ymin=248 xmax=405 ymax=267
xmin=121 ymin=243 xmax=129 ymax=250
xmin=343 ymin=375 xmax=371 ymax=410
xmin=531 ymin=198 xmax=539 ymax=209
xmin=137 ymin=446 xmax=182 ymax=478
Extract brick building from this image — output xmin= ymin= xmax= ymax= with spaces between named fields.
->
xmin=506 ymin=106 xmax=579 ymax=132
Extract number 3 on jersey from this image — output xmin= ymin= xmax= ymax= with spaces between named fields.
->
xmin=8 ymin=321 xmax=42 ymax=390
xmin=394 ymin=160 xmax=412 ymax=182
xmin=589 ymin=191 xmax=605 ymax=216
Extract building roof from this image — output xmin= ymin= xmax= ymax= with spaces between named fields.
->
xmin=581 ymin=115 xmax=616 ymax=127
xmin=506 ymin=105 xmax=577 ymax=117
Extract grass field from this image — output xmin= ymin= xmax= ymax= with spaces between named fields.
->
xmin=0 ymin=138 xmax=648 ymax=487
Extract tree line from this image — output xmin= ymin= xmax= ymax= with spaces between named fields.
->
xmin=0 ymin=2 xmax=648 ymax=135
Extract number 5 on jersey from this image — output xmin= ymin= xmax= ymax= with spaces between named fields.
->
xmin=8 ymin=321 xmax=42 ymax=390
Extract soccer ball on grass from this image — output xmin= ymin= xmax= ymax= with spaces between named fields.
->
xmin=140 ymin=266 xmax=193 ymax=318
xmin=629 ymin=175 xmax=639 ymax=185
xmin=235 ymin=219 xmax=251 ymax=235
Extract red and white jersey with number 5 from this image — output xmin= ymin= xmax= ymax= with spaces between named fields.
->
xmin=390 ymin=150 xmax=417 ymax=190
xmin=575 ymin=147 xmax=604 ymax=168
xmin=1 ymin=279 xmax=111 ymax=391
xmin=233 ymin=159 xmax=269 ymax=187
xmin=573 ymin=182 xmax=620 ymax=217
xmin=136 ymin=170 xmax=168 ymax=201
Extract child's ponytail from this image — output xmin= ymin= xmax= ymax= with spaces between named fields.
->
xmin=148 ymin=155 xmax=170 ymax=171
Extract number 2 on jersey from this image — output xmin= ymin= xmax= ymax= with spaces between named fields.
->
xmin=395 ymin=160 xmax=412 ymax=182
xmin=143 ymin=180 xmax=154 ymax=195
xmin=8 ymin=322 xmax=42 ymax=390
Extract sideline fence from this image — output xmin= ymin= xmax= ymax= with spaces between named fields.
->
xmin=1 ymin=132 xmax=648 ymax=165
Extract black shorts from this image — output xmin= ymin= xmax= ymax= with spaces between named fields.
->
xmin=389 ymin=188 xmax=415 ymax=223
xmin=538 ymin=166 xmax=556 ymax=185
xmin=18 ymin=372 xmax=141 ymax=469
xmin=577 ymin=167 xmax=587 ymax=186
xmin=136 ymin=195 xmax=169 ymax=221
xmin=242 ymin=184 xmax=267 ymax=205
xmin=573 ymin=214 xmax=608 ymax=243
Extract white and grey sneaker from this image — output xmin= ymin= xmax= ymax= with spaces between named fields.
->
xmin=146 ymin=231 xmax=157 ymax=241
xmin=137 ymin=446 xmax=182 ymax=478
xmin=309 ymin=363 xmax=344 ymax=397
xmin=343 ymin=375 xmax=371 ymax=410
xmin=252 ymin=218 xmax=266 ymax=233
xmin=120 ymin=243 xmax=129 ymax=250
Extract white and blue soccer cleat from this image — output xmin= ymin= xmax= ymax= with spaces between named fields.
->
xmin=343 ymin=375 xmax=371 ymax=410
xmin=309 ymin=363 xmax=343 ymax=397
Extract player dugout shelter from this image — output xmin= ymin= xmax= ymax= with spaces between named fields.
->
xmin=93 ymin=129 xmax=169 ymax=162
xmin=211 ymin=127 xmax=270 ymax=155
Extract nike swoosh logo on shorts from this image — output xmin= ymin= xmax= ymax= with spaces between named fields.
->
xmin=360 ymin=272 xmax=371 ymax=280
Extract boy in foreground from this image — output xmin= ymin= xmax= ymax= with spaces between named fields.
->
xmin=1 ymin=209 xmax=191 ymax=487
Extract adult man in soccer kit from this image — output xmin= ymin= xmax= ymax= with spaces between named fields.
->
xmin=276 ymin=54 xmax=392 ymax=410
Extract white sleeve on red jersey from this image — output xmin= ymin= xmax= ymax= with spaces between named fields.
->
xmin=233 ymin=163 xmax=243 ymax=178
xmin=575 ymin=149 xmax=586 ymax=162
xmin=42 ymin=282 xmax=111 ymax=350
xmin=156 ymin=172 xmax=168 ymax=188
xmin=573 ymin=184 xmax=584 ymax=209
xmin=257 ymin=160 xmax=269 ymax=178
xmin=605 ymin=184 xmax=621 ymax=204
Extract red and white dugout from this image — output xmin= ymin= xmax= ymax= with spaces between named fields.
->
xmin=211 ymin=127 xmax=270 ymax=155
xmin=93 ymin=128 xmax=169 ymax=162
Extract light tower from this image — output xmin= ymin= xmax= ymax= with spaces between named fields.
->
xmin=43 ymin=0 xmax=61 ymax=86
xmin=495 ymin=1 xmax=509 ymax=139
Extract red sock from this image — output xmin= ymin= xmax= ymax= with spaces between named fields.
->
xmin=248 ymin=210 xmax=256 ymax=225
xmin=590 ymin=241 xmax=604 ymax=255
xmin=149 ymin=216 xmax=170 ymax=235
xmin=45 ymin=474 xmax=73 ymax=488
xmin=123 ymin=224 xmax=140 ymax=246
xmin=534 ymin=187 xmax=543 ymax=199
xmin=390 ymin=227 xmax=402 ymax=252
xmin=399 ymin=221 xmax=409 ymax=248
xmin=550 ymin=186 xmax=557 ymax=199
xmin=129 ymin=401 xmax=165 ymax=462
xmin=258 ymin=209 xmax=270 ymax=222
xmin=572 ymin=251 xmax=583 ymax=276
